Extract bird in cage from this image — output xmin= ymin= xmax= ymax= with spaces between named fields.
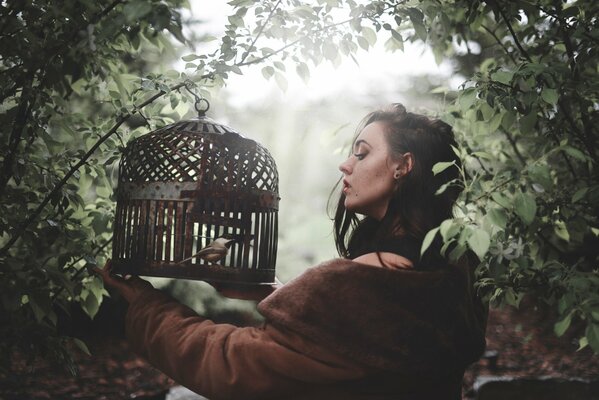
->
xmin=177 ymin=235 xmax=240 ymax=265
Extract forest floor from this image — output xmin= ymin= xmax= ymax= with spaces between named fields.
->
xmin=1 ymin=296 xmax=598 ymax=400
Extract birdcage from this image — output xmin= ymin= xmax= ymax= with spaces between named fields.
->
xmin=111 ymin=96 xmax=279 ymax=285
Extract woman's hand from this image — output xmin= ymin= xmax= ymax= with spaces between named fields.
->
xmin=210 ymin=277 xmax=283 ymax=301
xmin=93 ymin=259 xmax=154 ymax=304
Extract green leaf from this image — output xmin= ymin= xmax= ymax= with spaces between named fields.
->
xmin=572 ymin=187 xmax=588 ymax=203
xmin=89 ymin=277 xmax=105 ymax=302
xmin=361 ymin=27 xmax=377 ymax=46
xmin=519 ymin=111 xmax=537 ymax=134
xmin=357 ymin=36 xmax=369 ymax=50
xmin=585 ymin=323 xmax=599 ymax=352
xmin=488 ymin=112 xmax=502 ymax=132
xmin=323 ymin=42 xmax=337 ymax=61
xmin=432 ymin=161 xmax=455 ymax=175
xmin=296 ymin=63 xmax=310 ymax=83
xmin=274 ymin=72 xmax=288 ymax=91
xmin=261 ymin=66 xmax=274 ymax=80
xmin=563 ymin=146 xmax=587 ymax=162
xmin=578 ymin=336 xmax=588 ymax=351
xmin=527 ymin=164 xmax=552 ymax=191
xmin=541 ymin=88 xmax=558 ymax=105
xmin=554 ymin=312 xmax=572 ymax=336
xmin=29 ymin=300 xmax=47 ymax=323
xmin=83 ymin=292 xmax=100 ymax=319
xmin=487 ymin=208 xmax=508 ymax=229
xmin=449 ymin=243 xmax=467 ymax=261
xmin=467 ymin=229 xmax=490 ymax=259
xmin=406 ymin=8 xmax=426 ymax=40
xmin=440 ymin=219 xmax=460 ymax=241
xmin=501 ymin=110 xmax=516 ymax=130
xmin=391 ymin=29 xmax=403 ymax=45
xmin=73 ymin=338 xmax=91 ymax=356
xmin=491 ymin=70 xmax=513 ymax=85
xmin=554 ymin=220 xmax=570 ymax=242
xmin=421 ymin=227 xmax=439 ymax=256
xmin=514 ymin=192 xmax=537 ymax=225
xmin=459 ymin=88 xmax=477 ymax=110
xmin=273 ymin=61 xmax=286 ymax=71
xmin=504 ymin=288 xmax=521 ymax=307
xmin=181 ymin=54 xmax=200 ymax=62
xmin=108 ymin=90 xmax=121 ymax=100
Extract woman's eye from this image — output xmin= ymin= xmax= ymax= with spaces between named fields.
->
xmin=354 ymin=153 xmax=366 ymax=160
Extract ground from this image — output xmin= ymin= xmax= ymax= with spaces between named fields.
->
xmin=1 ymin=296 xmax=598 ymax=400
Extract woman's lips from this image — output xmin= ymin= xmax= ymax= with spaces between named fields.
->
xmin=342 ymin=179 xmax=350 ymax=193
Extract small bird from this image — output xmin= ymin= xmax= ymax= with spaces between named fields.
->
xmin=177 ymin=236 xmax=238 ymax=265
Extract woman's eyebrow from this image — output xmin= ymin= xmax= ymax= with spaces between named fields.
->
xmin=353 ymin=139 xmax=371 ymax=151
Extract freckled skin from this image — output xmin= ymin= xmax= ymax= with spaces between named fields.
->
xmin=339 ymin=122 xmax=402 ymax=221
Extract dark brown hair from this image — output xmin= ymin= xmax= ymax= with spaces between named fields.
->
xmin=332 ymin=104 xmax=463 ymax=267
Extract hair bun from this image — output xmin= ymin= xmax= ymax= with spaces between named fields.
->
xmin=389 ymin=103 xmax=407 ymax=115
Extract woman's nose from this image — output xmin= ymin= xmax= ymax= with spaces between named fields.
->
xmin=339 ymin=158 xmax=351 ymax=174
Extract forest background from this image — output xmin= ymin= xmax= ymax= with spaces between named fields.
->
xmin=0 ymin=0 xmax=598 ymax=379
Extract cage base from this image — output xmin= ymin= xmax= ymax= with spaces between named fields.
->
xmin=112 ymin=259 xmax=276 ymax=285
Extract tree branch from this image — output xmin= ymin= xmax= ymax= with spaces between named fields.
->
xmin=237 ymin=17 xmax=355 ymax=67
xmin=481 ymin=24 xmax=518 ymax=65
xmin=486 ymin=0 xmax=532 ymax=62
xmin=552 ymin=2 xmax=597 ymax=162
xmin=473 ymin=177 xmax=515 ymax=203
xmin=91 ymin=0 xmax=124 ymax=24
xmin=501 ymin=128 xmax=526 ymax=165
xmin=238 ymin=0 xmax=283 ymax=65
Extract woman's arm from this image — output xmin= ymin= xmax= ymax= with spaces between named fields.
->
xmin=95 ymin=261 xmax=367 ymax=400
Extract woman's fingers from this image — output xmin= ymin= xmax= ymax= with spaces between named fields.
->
xmin=93 ymin=260 xmax=129 ymax=291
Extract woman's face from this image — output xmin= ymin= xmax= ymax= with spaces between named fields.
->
xmin=339 ymin=121 xmax=402 ymax=220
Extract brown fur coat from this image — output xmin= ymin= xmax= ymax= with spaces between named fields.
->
xmin=125 ymin=257 xmax=486 ymax=400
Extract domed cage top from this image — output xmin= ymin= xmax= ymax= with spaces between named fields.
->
xmin=111 ymin=116 xmax=279 ymax=284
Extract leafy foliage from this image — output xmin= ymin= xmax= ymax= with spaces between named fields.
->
xmin=0 ymin=0 xmax=192 ymax=374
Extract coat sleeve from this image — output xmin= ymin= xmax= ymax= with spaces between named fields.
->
xmin=124 ymin=287 xmax=369 ymax=400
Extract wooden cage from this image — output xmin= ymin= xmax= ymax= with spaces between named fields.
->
xmin=111 ymin=116 xmax=279 ymax=284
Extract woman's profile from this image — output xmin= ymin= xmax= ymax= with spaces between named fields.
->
xmin=96 ymin=103 xmax=487 ymax=400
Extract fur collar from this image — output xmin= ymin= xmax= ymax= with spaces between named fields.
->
xmin=258 ymin=258 xmax=486 ymax=373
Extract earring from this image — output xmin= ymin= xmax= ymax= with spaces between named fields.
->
xmin=394 ymin=172 xmax=402 ymax=180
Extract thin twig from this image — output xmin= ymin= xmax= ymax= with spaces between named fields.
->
xmin=501 ymin=128 xmax=526 ymax=165
xmin=238 ymin=17 xmax=355 ymax=67
xmin=238 ymin=0 xmax=283 ymax=65
xmin=472 ymin=177 xmax=515 ymax=203
xmin=92 ymin=0 xmax=124 ymax=24
xmin=481 ymin=24 xmax=518 ymax=65
xmin=486 ymin=0 xmax=531 ymax=62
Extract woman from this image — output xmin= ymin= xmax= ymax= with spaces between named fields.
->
xmin=96 ymin=104 xmax=487 ymax=400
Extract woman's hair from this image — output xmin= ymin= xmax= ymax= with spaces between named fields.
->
xmin=332 ymin=103 xmax=463 ymax=266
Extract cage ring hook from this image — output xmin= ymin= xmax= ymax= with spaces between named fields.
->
xmin=184 ymin=80 xmax=210 ymax=117
xmin=194 ymin=98 xmax=210 ymax=116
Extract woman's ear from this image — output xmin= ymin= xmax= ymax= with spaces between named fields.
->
xmin=394 ymin=152 xmax=414 ymax=178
